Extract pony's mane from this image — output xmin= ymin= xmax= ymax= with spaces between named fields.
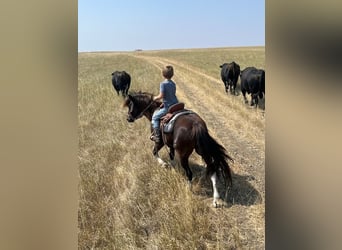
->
xmin=130 ymin=91 xmax=154 ymax=101
xmin=123 ymin=91 xmax=154 ymax=107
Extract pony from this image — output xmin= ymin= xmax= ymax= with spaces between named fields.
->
xmin=123 ymin=91 xmax=234 ymax=207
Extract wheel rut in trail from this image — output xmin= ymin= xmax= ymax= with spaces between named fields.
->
xmin=135 ymin=55 xmax=222 ymax=85
xmin=132 ymin=54 xmax=265 ymax=197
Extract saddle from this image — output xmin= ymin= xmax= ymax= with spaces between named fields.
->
xmin=161 ymin=102 xmax=193 ymax=133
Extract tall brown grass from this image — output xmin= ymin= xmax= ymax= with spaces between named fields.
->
xmin=79 ymin=47 xmax=265 ymax=249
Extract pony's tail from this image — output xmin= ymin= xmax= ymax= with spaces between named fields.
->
xmin=192 ymin=122 xmax=233 ymax=187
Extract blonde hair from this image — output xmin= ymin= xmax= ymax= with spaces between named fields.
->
xmin=162 ymin=65 xmax=174 ymax=79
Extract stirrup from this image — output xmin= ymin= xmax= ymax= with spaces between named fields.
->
xmin=151 ymin=135 xmax=161 ymax=143
xmin=150 ymin=131 xmax=161 ymax=143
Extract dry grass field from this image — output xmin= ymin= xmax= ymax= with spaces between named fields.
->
xmin=78 ymin=47 xmax=265 ymax=249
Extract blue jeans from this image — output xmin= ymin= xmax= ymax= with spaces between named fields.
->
xmin=152 ymin=107 xmax=168 ymax=129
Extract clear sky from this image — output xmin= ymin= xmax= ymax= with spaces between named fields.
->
xmin=78 ymin=0 xmax=265 ymax=52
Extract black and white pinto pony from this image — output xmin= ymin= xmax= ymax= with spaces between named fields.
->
xmin=123 ymin=92 xmax=234 ymax=207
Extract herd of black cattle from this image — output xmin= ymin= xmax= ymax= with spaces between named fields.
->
xmin=111 ymin=61 xmax=265 ymax=108
xmin=220 ymin=61 xmax=265 ymax=107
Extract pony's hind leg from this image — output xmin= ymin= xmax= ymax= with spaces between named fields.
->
xmin=199 ymin=155 xmax=221 ymax=207
xmin=210 ymin=172 xmax=220 ymax=208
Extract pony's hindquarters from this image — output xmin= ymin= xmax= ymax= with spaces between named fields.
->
xmin=191 ymin=121 xmax=233 ymax=206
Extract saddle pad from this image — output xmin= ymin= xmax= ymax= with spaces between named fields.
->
xmin=163 ymin=110 xmax=194 ymax=133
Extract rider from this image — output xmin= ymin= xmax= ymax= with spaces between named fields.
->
xmin=151 ymin=65 xmax=179 ymax=143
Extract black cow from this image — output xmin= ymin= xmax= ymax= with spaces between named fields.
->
xmin=111 ymin=71 xmax=131 ymax=97
xmin=219 ymin=61 xmax=240 ymax=95
xmin=240 ymin=67 xmax=265 ymax=107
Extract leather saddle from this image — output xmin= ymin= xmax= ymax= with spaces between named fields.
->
xmin=161 ymin=102 xmax=193 ymax=133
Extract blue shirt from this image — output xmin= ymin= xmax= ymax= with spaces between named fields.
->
xmin=160 ymin=79 xmax=178 ymax=108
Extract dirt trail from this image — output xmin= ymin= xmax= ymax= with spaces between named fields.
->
xmin=132 ymin=54 xmax=265 ymax=200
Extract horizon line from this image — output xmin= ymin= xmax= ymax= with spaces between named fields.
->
xmin=78 ymin=45 xmax=265 ymax=53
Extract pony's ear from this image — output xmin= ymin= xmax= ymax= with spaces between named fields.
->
xmin=122 ymin=97 xmax=130 ymax=108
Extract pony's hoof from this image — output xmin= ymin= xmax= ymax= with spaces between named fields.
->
xmin=212 ymin=200 xmax=218 ymax=208
xmin=170 ymin=159 xmax=177 ymax=167
xmin=156 ymin=157 xmax=165 ymax=165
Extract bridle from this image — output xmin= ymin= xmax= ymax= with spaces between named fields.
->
xmin=130 ymin=97 xmax=155 ymax=121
